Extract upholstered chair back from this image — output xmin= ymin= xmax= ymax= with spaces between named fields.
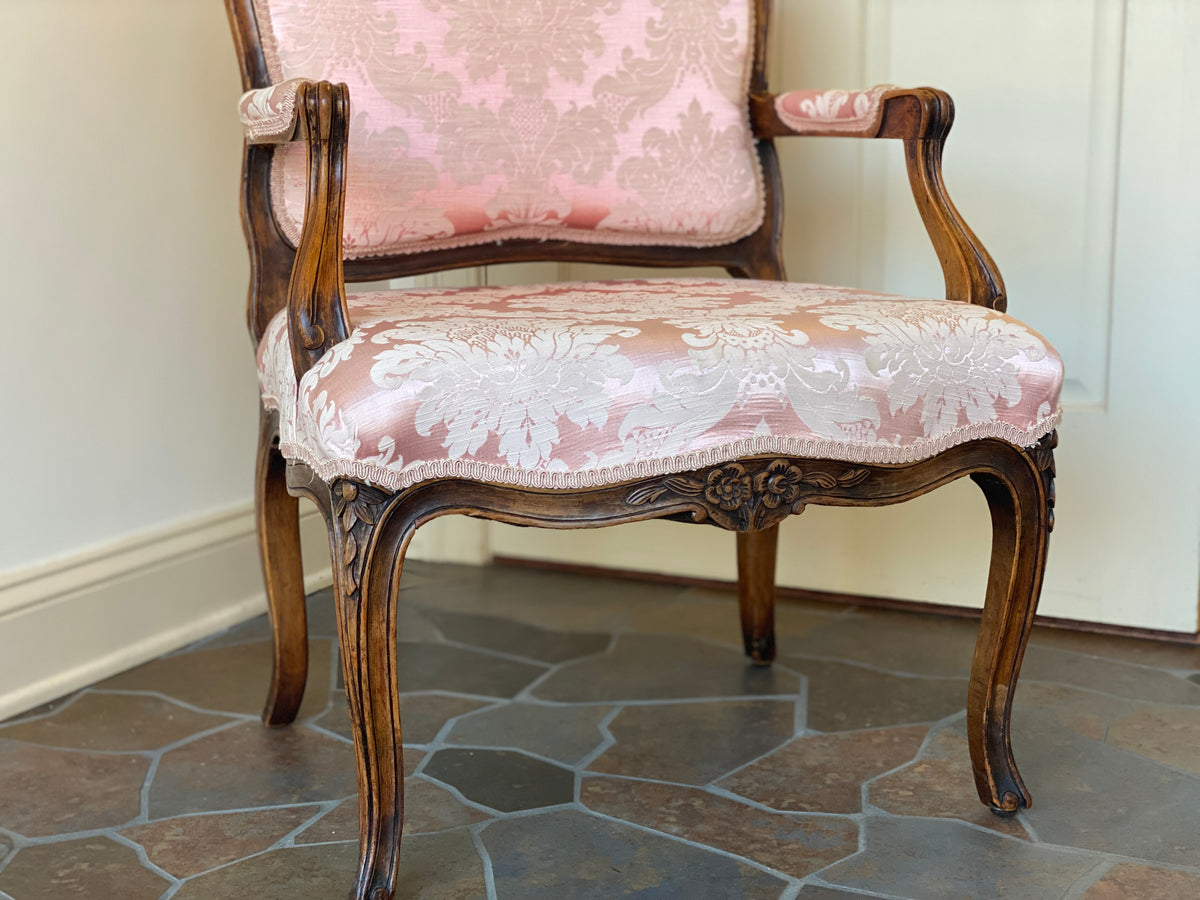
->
xmin=251 ymin=0 xmax=764 ymax=259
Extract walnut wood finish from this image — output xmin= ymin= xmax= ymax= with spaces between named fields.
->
xmin=280 ymin=432 xmax=1054 ymax=898
xmin=255 ymin=408 xmax=308 ymax=726
xmin=226 ymin=1 xmax=1055 ymax=896
xmin=737 ymin=526 xmax=779 ymax=665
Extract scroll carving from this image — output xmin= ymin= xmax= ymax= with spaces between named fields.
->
xmin=626 ymin=458 xmax=871 ymax=531
xmin=1029 ymin=430 xmax=1057 ymax=533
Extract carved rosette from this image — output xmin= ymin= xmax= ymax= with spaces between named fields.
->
xmin=332 ymin=480 xmax=391 ymax=600
xmin=626 ymin=458 xmax=871 ymax=531
xmin=1028 ymin=430 xmax=1057 ymax=533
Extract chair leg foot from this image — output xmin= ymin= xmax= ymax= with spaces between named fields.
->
xmin=256 ymin=408 xmax=309 ymax=727
xmin=737 ymin=525 xmax=779 ymax=666
xmin=966 ymin=454 xmax=1052 ymax=814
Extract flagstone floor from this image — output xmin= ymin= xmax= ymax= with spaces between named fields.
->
xmin=2 ymin=561 xmax=1200 ymax=898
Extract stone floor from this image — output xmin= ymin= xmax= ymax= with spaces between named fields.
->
xmin=2 ymin=562 xmax=1200 ymax=898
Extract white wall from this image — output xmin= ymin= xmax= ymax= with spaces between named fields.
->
xmin=0 ymin=1 xmax=328 ymax=718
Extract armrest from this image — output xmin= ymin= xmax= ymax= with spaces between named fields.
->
xmin=750 ymin=86 xmax=1007 ymax=311
xmin=240 ymin=80 xmax=352 ymax=376
xmin=238 ymin=78 xmax=309 ymax=143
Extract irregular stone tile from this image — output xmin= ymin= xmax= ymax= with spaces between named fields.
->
xmin=0 ymin=692 xmax=79 ymax=725
xmin=0 ymin=740 xmax=147 ymax=836
xmin=1082 ymin=862 xmax=1200 ymax=899
xmin=1020 ymin=644 xmax=1200 ymax=705
xmin=298 ymin=779 xmax=488 ymax=844
xmin=423 ymin=748 xmax=573 ymax=812
xmin=717 ymin=726 xmax=927 ymax=814
xmin=820 ymin=816 xmax=1096 ymax=897
xmin=0 ymin=831 xmax=11 ymax=863
xmin=1015 ymin=707 xmax=1200 ymax=865
xmin=399 ymin=568 xmax=686 ymax=633
xmin=446 ymin=702 xmax=611 ymax=764
xmin=97 ymin=639 xmax=333 ymax=719
xmin=536 ymin=634 xmax=797 ymax=702
xmin=315 ymin=692 xmax=491 ymax=745
xmin=1106 ymin=705 xmax=1200 ymax=774
xmin=149 ymin=721 xmax=355 ymax=818
xmin=782 ymin=657 xmax=966 ymax=731
xmin=173 ymin=828 xmax=487 ymax=899
xmin=483 ymin=809 xmax=786 ymax=897
xmin=1029 ymin=626 xmax=1200 ymax=671
xmin=1012 ymin=682 xmax=1131 ymax=741
xmin=421 ymin=609 xmax=609 ymax=663
xmin=779 ymin=608 xmax=981 ymax=678
xmin=1191 ymin=673 xmax=1200 ymax=687
xmin=795 ymin=887 xmax=870 ymax=899
xmin=0 ymin=692 xmax=230 ymax=752
xmin=0 ymin=837 xmax=168 ymax=899
xmin=589 ymin=700 xmax=795 ymax=785
xmin=625 ymin=590 xmax=834 ymax=649
xmin=120 ymin=806 xmax=319 ymax=877
xmin=869 ymin=729 xmax=1029 ymax=838
xmin=397 ymin=644 xmax=546 ymax=698
xmin=581 ymin=777 xmax=858 ymax=879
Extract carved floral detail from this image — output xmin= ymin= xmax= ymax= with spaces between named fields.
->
xmin=333 ymin=480 xmax=391 ymax=597
xmin=1028 ymin=430 xmax=1057 ymax=533
xmin=626 ymin=458 xmax=871 ymax=531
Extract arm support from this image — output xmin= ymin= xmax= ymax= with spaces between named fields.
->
xmin=240 ymin=80 xmax=352 ymax=377
xmin=750 ymin=86 xmax=1006 ymax=311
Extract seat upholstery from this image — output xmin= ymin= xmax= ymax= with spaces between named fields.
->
xmin=252 ymin=0 xmax=764 ymax=257
xmin=258 ymin=278 xmax=1063 ymax=491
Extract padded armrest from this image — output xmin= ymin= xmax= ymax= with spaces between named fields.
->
xmin=773 ymin=86 xmax=894 ymax=136
xmin=238 ymin=78 xmax=310 ymax=143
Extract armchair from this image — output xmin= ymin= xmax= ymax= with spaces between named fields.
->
xmin=226 ymin=2 xmax=1062 ymax=897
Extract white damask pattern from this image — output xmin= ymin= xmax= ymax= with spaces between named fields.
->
xmin=257 ymin=279 xmax=1064 ymax=491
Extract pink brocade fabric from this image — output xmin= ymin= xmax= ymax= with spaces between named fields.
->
xmin=257 ymin=279 xmax=1064 ymax=491
xmin=775 ymin=86 xmax=892 ymax=134
xmin=250 ymin=0 xmax=764 ymax=257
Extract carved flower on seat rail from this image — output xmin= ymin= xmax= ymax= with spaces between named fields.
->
xmin=753 ymin=460 xmax=804 ymax=508
xmin=704 ymin=464 xmax=753 ymax=511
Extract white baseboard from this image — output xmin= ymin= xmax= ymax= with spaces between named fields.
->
xmin=0 ymin=503 xmax=333 ymax=721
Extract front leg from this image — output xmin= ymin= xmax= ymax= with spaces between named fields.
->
xmin=329 ymin=479 xmax=407 ymax=900
xmin=737 ymin=526 xmax=779 ymax=665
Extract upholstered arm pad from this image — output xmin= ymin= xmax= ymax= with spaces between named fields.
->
xmin=774 ymin=86 xmax=893 ymax=135
xmin=238 ymin=78 xmax=311 ymax=143
xmin=751 ymin=86 xmax=953 ymax=140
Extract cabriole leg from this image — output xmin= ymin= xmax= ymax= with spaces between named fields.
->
xmin=967 ymin=438 xmax=1054 ymax=816
xmin=256 ymin=407 xmax=309 ymax=726
xmin=329 ymin=480 xmax=406 ymax=900
xmin=737 ymin=525 xmax=779 ymax=666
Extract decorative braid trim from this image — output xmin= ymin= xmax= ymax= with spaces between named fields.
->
xmin=275 ymin=409 xmax=1063 ymax=494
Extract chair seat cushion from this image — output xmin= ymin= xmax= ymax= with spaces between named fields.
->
xmin=259 ymin=279 xmax=1063 ymax=491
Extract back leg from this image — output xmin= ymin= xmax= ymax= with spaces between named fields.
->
xmin=737 ymin=525 xmax=779 ymax=665
xmin=256 ymin=408 xmax=309 ymax=726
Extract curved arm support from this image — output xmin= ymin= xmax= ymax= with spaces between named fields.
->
xmin=752 ymin=87 xmax=1006 ymax=310
xmin=286 ymin=80 xmax=352 ymax=378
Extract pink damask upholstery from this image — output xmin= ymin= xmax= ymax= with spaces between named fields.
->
xmin=250 ymin=0 xmax=764 ymax=257
xmin=239 ymin=78 xmax=307 ymax=142
xmin=775 ymin=87 xmax=892 ymax=135
xmin=258 ymin=279 xmax=1063 ymax=491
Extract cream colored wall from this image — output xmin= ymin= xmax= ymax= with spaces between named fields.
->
xmin=0 ymin=1 xmax=335 ymax=718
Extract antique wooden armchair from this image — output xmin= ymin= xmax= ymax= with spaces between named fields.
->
xmin=226 ymin=1 xmax=1062 ymax=896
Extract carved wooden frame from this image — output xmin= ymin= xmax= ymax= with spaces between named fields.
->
xmin=227 ymin=2 xmax=1056 ymax=897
